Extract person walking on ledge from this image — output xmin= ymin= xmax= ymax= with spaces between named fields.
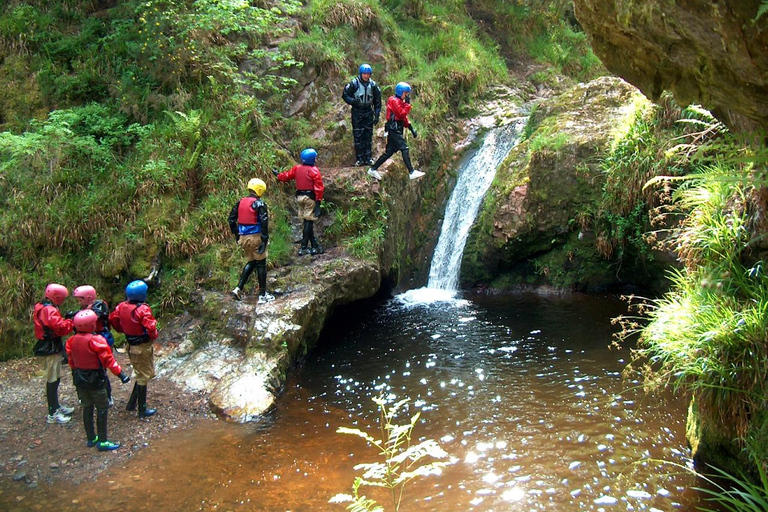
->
xmin=228 ymin=178 xmax=273 ymax=304
xmin=368 ymin=81 xmax=424 ymax=181
xmin=66 ymin=309 xmax=130 ymax=451
xmin=274 ymin=148 xmax=325 ymax=256
xmin=109 ymin=280 xmax=159 ymax=418
xmin=342 ymin=63 xmax=382 ymax=166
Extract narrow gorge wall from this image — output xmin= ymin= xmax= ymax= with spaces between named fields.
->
xmin=573 ymin=0 xmax=768 ymax=132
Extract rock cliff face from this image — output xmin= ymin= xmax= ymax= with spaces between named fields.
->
xmin=573 ymin=0 xmax=768 ymax=132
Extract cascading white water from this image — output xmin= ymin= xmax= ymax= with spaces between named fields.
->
xmin=426 ymin=119 xmax=527 ymax=291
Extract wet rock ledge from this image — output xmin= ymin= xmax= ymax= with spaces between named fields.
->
xmin=155 ymin=252 xmax=380 ymax=422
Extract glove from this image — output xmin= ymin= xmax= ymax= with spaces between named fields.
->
xmin=62 ymin=353 xmax=68 ymax=365
xmin=404 ymin=95 xmax=411 ymax=104
xmin=409 ymin=126 xmax=418 ymax=138
xmin=119 ymin=371 xmax=130 ymax=384
xmin=257 ymin=236 xmax=268 ymax=254
xmin=64 ymin=310 xmax=76 ymax=320
xmin=313 ymin=200 xmax=322 ymax=219
xmin=373 ymin=112 xmax=380 ymax=124
xmin=234 ymin=233 xmax=240 ymax=242
xmin=272 ymin=168 xmax=279 ymax=177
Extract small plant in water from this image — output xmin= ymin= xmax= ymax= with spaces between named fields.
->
xmin=329 ymin=396 xmax=452 ymax=512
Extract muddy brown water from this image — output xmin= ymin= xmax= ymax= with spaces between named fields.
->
xmin=3 ymin=293 xmax=719 ymax=511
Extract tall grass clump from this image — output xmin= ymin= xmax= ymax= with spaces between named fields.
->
xmin=467 ymin=0 xmax=604 ymax=81
xmin=615 ymin=119 xmax=768 ymax=472
xmin=595 ymin=95 xmax=709 ymax=262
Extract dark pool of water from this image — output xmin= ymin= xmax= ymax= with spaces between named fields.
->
xmin=3 ymin=292 xmax=712 ymax=511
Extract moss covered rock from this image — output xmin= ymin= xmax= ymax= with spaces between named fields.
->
xmin=464 ymin=76 xmax=658 ymax=291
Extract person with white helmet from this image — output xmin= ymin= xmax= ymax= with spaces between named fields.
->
xmin=73 ymin=285 xmax=116 ymax=406
xmin=274 ymin=148 xmax=325 ymax=256
xmin=33 ymin=283 xmax=75 ymax=424
xmin=66 ymin=309 xmax=130 ymax=451
xmin=342 ymin=63 xmax=382 ymax=166
xmin=228 ymin=178 xmax=273 ymax=303
xmin=367 ymin=81 xmax=424 ymax=181
xmin=109 ymin=280 xmax=159 ymax=418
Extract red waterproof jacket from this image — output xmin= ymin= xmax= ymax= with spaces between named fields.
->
xmin=33 ymin=302 xmax=73 ymax=340
xmin=109 ymin=301 xmax=158 ymax=339
xmin=66 ymin=333 xmax=122 ymax=376
xmin=277 ymin=165 xmax=325 ymax=202
xmin=385 ymin=95 xmax=412 ymax=127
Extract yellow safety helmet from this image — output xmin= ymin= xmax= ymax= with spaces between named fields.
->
xmin=247 ymin=178 xmax=267 ymax=196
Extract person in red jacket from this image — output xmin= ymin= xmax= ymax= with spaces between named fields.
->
xmin=274 ymin=148 xmax=325 ymax=256
xmin=33 ymin=283 xmax=75 ymax=424
xmin=66 ymin=309 xmax=130 ymax=451
xmin=367 ymin=82 xmax=424 ymax=181
xmin=109 ymin=280 xmax=158 ymax=418
xmin=73 ymin=285 xmax=116 ymax=406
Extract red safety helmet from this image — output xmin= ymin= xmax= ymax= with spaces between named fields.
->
xmin=73 ymin=309 xmax=98 ymax=332
xmin=44 ymin=283 xmax=69 ymax=306
xmin=73 ymin=285 xmax=97 ymax=304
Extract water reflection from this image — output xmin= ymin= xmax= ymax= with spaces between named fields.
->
xmin=2 ymin=293 xmax=713 ymax=511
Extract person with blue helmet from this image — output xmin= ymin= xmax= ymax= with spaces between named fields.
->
xmin=228 ymin=178 xmax=273 ymax=303
xmin=109 ymin=280 xmax=159 ymax=418
xmin=342 ymin=63 xmax=382 ymax=166
xmin=368 ymin=81 xmax=424 ymax=181
xmin=274 ymin=149 xmax=325 ymax=256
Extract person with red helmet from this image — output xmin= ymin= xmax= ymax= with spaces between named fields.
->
xmin=66 ymin=309 xmax=130 ymax=451
xmin=109 ymin=280 xmax=159 ymax=418
xmin=73 ymin=285 xmax=116 ymax=406
xmin=367 ymin=82 xmax=424 ymax=181
xmin=33 ymin=283 xmax=75 ymax=424
xmin=273 ymin=148 xmax=325 ymax=257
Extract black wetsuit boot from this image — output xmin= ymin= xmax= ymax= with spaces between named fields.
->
xmin=46 ymin=380 xmax=60 ymax=415
xmin=299 ymin=220 xmax=311 ymax=255
xmin=96 ymin=407 xmax=119 ymax=451
xmin=126 ymin=382 xmax=138 ymax=411
xmin=83 ymin=405 xmax=97 ymax=446
xmin=138 ymin=385 xmax=156 ymax=418
xmin=238 ymin=260 xmax=258 ymax=289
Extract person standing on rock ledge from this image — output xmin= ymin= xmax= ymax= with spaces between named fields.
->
xmin=33 ymin=283 xmax=75 ymax=424
xmin=66 ymin=309 xmax=130 ymax=451
xmin=274 ymin=148 xmax=325 ymax=256
xmin=109 ymin=280 xmax=158 ymax=418
xmin=342 ymin=63 xmax=382 ymax=166
xmin=228 ymin=178 xmax=274 ymax=304
xmin=367 ymin=82 xmax=424 ymax=181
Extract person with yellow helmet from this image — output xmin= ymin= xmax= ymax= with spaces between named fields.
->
xmin=228 ymin=178 xmax=274 ymax=303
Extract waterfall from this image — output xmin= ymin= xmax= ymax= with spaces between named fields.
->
xmin=427 ymin=119 xmax=526 ymax=291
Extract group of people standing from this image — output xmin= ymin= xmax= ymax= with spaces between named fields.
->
xmin=227 ymin=64 xmax=424 ymax=302
xmin=33 ymin=280 xmax=159 ymax=451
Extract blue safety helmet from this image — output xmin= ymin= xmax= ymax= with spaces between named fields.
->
xmin=395 ymin=82 xmax=411 ymax=98
xmin=126 ymin=280 xmax=148 ymax=302
xmin=359 ymin=63 xmax=372 ymax=75
xmin=300 ymin=148 xmax=317 ymax=166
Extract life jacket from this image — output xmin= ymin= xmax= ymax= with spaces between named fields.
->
xmin=237 ymin=196 xmax=263 ymax=236
xmin=117 ymin=302 xmax=149 ymax=344
xmin=67 ymin=333 xmax=108 ymax=371
xmin=293 ymin=165 xmax=318 ymax=191
xmin=33 ymin=301 xmax=57 ymax=342
xmin=351 ymin=77 xmax=377 ymax=108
